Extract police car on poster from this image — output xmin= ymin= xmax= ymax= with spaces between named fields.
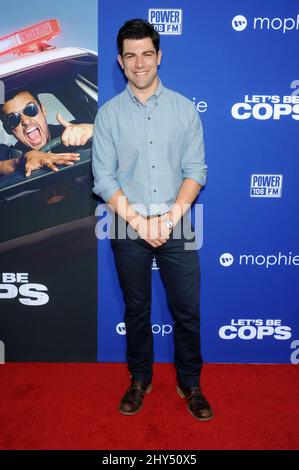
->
xmin=0 ymin=19 xmax=98 ymax=244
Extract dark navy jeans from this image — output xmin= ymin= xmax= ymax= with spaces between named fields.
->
xmin=111 ymin=214 xmax=203 ymax=388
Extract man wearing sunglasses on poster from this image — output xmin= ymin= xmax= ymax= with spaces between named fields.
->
xmin=0 ymin=90 xmax=93 ymax=177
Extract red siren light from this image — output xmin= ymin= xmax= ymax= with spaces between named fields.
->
xmin=0 ymin=19 xmax=61 ymax=57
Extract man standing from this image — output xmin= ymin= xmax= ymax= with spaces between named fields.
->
xmin=92 ymin=19 xmax=213 ymax=421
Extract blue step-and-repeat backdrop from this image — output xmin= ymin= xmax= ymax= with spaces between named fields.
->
xmin=97 ymin=0 xmax=299 ymax=364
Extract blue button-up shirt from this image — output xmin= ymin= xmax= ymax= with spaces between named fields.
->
xmin=92 ymin=80 xmax=207 ymax=216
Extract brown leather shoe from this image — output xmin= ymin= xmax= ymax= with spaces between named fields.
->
xmin=119 ymin=380 xmax=152 ymax=416
xmin=177 ymin=384 xmax=214 ymax=421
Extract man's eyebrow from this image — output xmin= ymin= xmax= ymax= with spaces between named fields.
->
xmin=5 ymin=101 xmax=36 ymax=114
xmin=123 ymin=49 xmax=156 ymax=57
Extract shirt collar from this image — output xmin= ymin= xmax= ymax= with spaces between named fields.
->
xmin=126 ymin=79 xmax=164 ymax=105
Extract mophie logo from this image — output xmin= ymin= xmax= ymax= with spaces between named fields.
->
xmin=232 ymin=14 xmax=299 ymax=34
xmin=232 ymin=15 xmax=247 ymax=32
xmin=116 ymin=322 xmax=173 ymax=337
xmin=220 ymin=252 xmax=299 ymax=269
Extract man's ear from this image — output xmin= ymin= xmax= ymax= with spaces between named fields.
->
xmin=117 ymin=54 xmax=124 ymax=70
xmin=157 ymin=49 xmax=162 ymax=66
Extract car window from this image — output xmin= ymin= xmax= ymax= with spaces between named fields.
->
xmin=38 ymin=93 xmax=75 ymax=125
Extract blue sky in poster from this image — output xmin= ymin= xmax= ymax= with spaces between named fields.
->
xmin=0 ymin=0 xmax=97 ymax=52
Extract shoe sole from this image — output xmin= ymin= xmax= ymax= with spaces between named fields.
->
xmin=176 ymin=385 xmax=214 ymax=422
xmin=119 ymin=383 xmax=152 ymax=416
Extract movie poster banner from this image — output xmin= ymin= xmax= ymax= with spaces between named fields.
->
xmin=0 ymin=1 xmax=98 ymax=361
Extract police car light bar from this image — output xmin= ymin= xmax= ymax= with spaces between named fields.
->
xmin=0 ymin=19 xmax=61 ymax=57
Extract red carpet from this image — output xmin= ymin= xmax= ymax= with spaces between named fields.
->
xmin=0 ymin=363 xmax=298 ymax=450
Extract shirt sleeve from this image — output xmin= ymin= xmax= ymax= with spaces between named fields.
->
xmin=181 ymin=105 xmax=207 ymax=187
xmin=92 ymin=106 xmax=121 ymax=202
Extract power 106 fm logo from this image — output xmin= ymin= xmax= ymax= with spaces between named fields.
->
xmin=250 ymin=174 xmax=283 ymax=198
xmin=219 ymin=319 xmax=292 ymax=341
xmin=0 ymin=273 xmax=49 ymax=306
xmin=148 ymin=9 xmax=182 ymax=35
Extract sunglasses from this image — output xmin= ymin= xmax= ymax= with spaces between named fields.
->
xmin=5 ymin=102 xmax=39 ymax=129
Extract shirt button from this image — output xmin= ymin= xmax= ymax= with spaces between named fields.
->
xmin=152 ymin=165 xmax=155 ymax=169
xmin=153 ymin=189 xmax=157 ymax=192
xmin=149 ymin=141 xmax=153 ymax=144
xmin=148 ymin=116 xmax=151 ymax=120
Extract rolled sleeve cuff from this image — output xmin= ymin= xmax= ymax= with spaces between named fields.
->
xmin=92 ymin=182 xmax=121 ymax=202
xmin=182 ymin=170 xmax=207 ymax=187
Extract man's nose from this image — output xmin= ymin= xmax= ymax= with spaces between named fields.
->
xmin=135 ymin=55 xmax=145 ymax=68
xmin=21 ymin=113 xmax=31 ymax=125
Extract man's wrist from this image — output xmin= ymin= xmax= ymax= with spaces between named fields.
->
xmin=163 ymin=218 xmax=174 ymax=231
xmin=128 ymin=213 xmax=146 ymax=231
xmin=167 ymin=207 xmax=182 ymax=227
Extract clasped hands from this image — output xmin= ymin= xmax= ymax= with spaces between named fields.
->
xmin=130 ymin=213 xmax=173 ymax=248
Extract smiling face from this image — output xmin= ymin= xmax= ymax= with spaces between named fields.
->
xmin=2 ymin=91 xmax=49 ymax=150
xmin=118 ymin=37 xmax=162 ymax=99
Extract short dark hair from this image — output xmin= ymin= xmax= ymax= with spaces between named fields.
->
xmin=2 ymin=89 xmax=41 ymax=109
xmin=1 ymin=89 xmax=41 ymax=117
xmin=117 ymin=19 xmax=160 ymax=56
